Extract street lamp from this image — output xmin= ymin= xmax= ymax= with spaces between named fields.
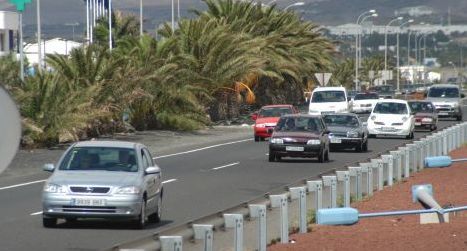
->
xmin=108 ymin=0 xmax=112 ymax=50
xmin=396 ymin=19 xmax=413 ymax=92
xmin=284 ymin=2 xmax=305 ymax=11
xmin=354 ymin=9 xmax=376 ymax=91
xmin=384 ymin=17 xmax=403 ymax=75
xmin=355 ymin=13 xmax=377 ymax=91
xmin=140 ymin=0 xmax=143 ymax=36
xmin=449 ymin=61 xmax=460 ymax=89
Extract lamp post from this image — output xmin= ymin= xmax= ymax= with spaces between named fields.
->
xmin=36 ymin=0 xmax=42 ymax=72
xmin=384 ymin=16 xmax=403 ymax=79
xmin=284 ymin=2 xmax=305 ymax=11
xmin=108 ymin=0 xmax=112 ymax=50
xmin=396 ymin=19 xmax=414 ymax=92
xmin=171 ymin=0 xmax=175 ymax=30
xmin=355 ymin=9 xmax=376 ymax=91
xmin=358 ymin=13 xmax=377 ymax=67
xmin=449 ymin=61 xmax=460 ymax=89
xmin=140 ymin=0 xmax=143 ymax=36
xmin=65 ymin=23 xmax=79 ymax=41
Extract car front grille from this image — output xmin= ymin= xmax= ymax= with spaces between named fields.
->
xmin=69 ymin=186 xmax=111 ymax=194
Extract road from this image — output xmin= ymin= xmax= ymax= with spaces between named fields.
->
xmin=0 ymin=112 xmax=465 ymax=251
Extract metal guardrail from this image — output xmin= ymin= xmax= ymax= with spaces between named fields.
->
xmin=107 ymin=121 xmax=467 ymax=251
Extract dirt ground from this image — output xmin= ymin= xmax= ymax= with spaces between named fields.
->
xmin=269 ymin=145 xmax=467 ymax=251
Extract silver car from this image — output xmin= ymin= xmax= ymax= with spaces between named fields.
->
xmin=42 ymin=141 xmax=163 ymax=229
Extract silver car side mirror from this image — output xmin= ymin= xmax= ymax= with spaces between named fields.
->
xmin=145 ymin=166 xmax=161 ymax=175
xmin=43 ymin=163 xmax=55 ymax=172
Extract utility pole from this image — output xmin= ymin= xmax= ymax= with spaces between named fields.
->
xmin=37 ymin=0 xmax=42 ymax=72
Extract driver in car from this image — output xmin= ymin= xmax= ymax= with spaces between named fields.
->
xmin=119 ymin=150 xmax=137 ymax=170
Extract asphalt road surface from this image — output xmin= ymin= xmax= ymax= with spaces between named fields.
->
xmin=0 ymin=111 xmax=465 ymax=251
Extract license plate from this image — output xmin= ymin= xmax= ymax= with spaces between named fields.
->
xmin=330 ymin=138 xmax=342 ymax=143
xmin=438 ymin=112 xmax=448 ymax=116
xmin=72 ymin=198 xmax=106 ymax=206
xmin=415 ymin=122 xmax=421 ymax=126
xmin=381 ymin=127 xmax=394 ymax=131
xmin=286 ymin=146 xmax=304 ymax=152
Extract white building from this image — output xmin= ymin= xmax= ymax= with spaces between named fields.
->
xmin=395 ymin=6 xmax=435 ymax=17
xmin=24 ymin=38 xmax=82 ymax=65
xmin=0 ymin=11 xmax=18 ymax=57
xmin=325 ymin=24 xmax=467 ymax=36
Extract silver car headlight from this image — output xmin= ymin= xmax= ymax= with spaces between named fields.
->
xmin=347 ymin=131 xmax=359 ymax=138
xmin=115 ymin=186 xmax=141 ymax=194
xmin=270 ymin=138 xmax=284 ymax=144
xmin=307 ymin=139 xmax=321 ymax=145
xmin=43 ymin=183 xmax=67 ymax=193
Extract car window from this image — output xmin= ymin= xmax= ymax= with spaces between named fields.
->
xmin=323 ymin=115 xmax=359 ymax=127
xmin=354 ymin=93 xmax=379 ymax=100
xmin=276 ymin=117 xmax=321 ymax=132
xmin=409 ymin=102 xmax=434 ymax=113
xmin=373 ymin=102 xmax=408 ymax=115
xmin=143 ymin=148 xmax=154 ymax=167
xmin=427 ymin=87 xmax=459 ymax=98
xmin=258 ymin=107 xmax=293 ymax=117
xmin=311 ymin=91 xmax=346 ymax=103
xmin=141 ymin=149 xmax=150 ymax=169
xmin=59 ymin=147 xmax=137 ymax=172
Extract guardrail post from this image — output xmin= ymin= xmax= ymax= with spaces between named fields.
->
xmin=336 ymin=171 xmax=350 ymax=207
xmin=371 ymin=159 xmax=384 ymax=190
xmin=322 ymin=176 xmax=337 ymax=208
xmin=442 ymin=131 xmax=448 ymax=155
xmin=270 ymin=194 xmax=289 ymax=244
xmin=307 ymin=180 xmax=322 ymax=210
xmin=407 ymin=144 xmax=417 ymax=173
xmin=456 ymin=125 xmax=462 ymax=148
xmin=398 ymin=147 xmax=409 ymax=178
xmin=389 ymin=150 xmax=402 ymax=181
xmin=193 ymin=224 xmax=214 ymax=251
xmin=348 ymin=167 xmax=362 ymax=201
xmin=426 ymin=136 xmax=434 ymax=157
xmin=160 ymin=236 xmax=183 ymax=251
xmin=290 ymin=186 xmax=307 ymax=234
xmin=248 ymin=204 xmax=266 ymax=251
xmin=359 ymin=163 xmax=373 ymax=197
xmin=224 ymin=214 xmax=243 ymax=251
xmin=414 ymin=141 xmax=424 ymax=171
xmin=381 ymin=155 xmax=394 ymax=186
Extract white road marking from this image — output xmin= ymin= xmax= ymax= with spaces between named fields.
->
xmin=153 ymin=139 xmax=252 ymax=159
xmin=162 ymin=179 xmax=177 ymax=184
xmin=30 ymin=211 xmax=42 ymax=216
xmin=0 ymin=180 xmax=46 ymax=191
xmin=212 ymin=162 xmax=240 ymax=170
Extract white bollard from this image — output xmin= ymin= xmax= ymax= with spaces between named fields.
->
xmin=381 ymin=155 xmax=394 ymax=186
xmin=270 ymin=194 xmax=289 ymax=244
xmin=160 ymin=236 xmax=183 ymax=251
xmin=348 ymin=167 xmax=362 ymax=201
xmin=336 ymin=171 xmax=350 ymax=207
xmin=224 ymin=214 xmax=244 ymax=251
xmin=402 ymin=147 xmax=410 ymax=178
xmin=389 ymin=150 xmax=402 ymax=181
xmin=249 ymin=204 xmax=267 ymax=251
xmin=193 ymin=225 xmax=214 ymax=251
xmin=307 ymin=180 xmax=322 ymax=210
xmin=406 ymin=144 xmax=417 ymax=173
xmin=322 ymin=176 xmax=337 ymax=208
xmin=359 ymin=163 xmax=373 ymax=197
xmin=414 ymin=141 xmax=424 ymax=171
xmin=290 ymin=186 xmax=307 ymax=234
xmin=371 ymin=159 xmax=384 ymax=190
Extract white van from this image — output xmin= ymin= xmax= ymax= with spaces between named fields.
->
xmin=308 ymin=86 xmax=350 ymax=115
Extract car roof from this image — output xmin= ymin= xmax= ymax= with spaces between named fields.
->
xmin=323 ymin=113 xmax=358 ymax=116
xmin=376 ymin=99 xmax=408 ymax=104
xmin=313 ymin=86 xmax=346 ymax=91
xmin=74 ymin=140 xmax=139 ymax=149
xmin=281 ymin=114 xmax=322 ymax=119
xmin=261 ymin=104 xmax=293 ymax=108
xmin=408 ymin=100 xmax=432 ymax=103
xmin=429 ymin=84 xmax=460 ymax=88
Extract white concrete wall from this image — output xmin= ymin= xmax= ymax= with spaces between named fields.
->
xmin=0 ymin=11 xmax=18 ymax=30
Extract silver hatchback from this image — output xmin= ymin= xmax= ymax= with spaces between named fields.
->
xmin=42 ymin=141 xmax=163 ymax=229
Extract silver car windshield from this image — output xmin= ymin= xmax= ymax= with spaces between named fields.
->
xmin=427 ymin=87 xmax=459 ymax=98
xmin=59 ymin=147 xmax=138 ymax=172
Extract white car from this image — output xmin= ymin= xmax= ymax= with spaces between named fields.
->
xmin=308 ymin=86 xmax=350 ymax=115
xmin=367 ymin=99 xmax=415 ymax=139
xmin=350 ymin=92 xmax=380 ymax=113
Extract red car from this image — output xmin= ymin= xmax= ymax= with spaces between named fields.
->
xmin=252 ymin=105 xmax=299 ymax=141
